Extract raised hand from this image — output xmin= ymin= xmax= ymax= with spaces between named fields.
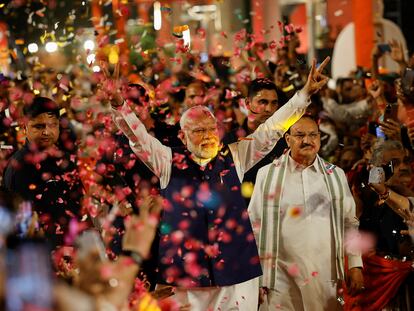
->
xmin=368 ymin=80 xmax=384 ymax=100
xmin=379 ymin=119 xmax=402 ymax=141
xmin=122 ymin=195 xmax=163 ymax=259
xmin=389 ymin=39 xmax=405 ymax=65
xmin=99 ymin=61 xmax=124 ymax=107
xmin=302 ymin=57 xmax=330 ymax=96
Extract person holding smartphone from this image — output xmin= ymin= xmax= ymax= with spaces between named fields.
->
xmin=353 ymin=140 xmax=414 ymax=310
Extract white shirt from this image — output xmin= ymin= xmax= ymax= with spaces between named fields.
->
xmin=278 ymin=155 xmax=335 ymax=287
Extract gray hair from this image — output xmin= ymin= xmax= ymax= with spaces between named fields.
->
xmin=370 ymin=140 xmax=404 ymax=166
xmin=180 ymin=105 xmax=216 ymax=130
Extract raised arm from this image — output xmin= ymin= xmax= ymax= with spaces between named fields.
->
xmin=112 ymin=104 xmax=172 ymax=187
xmin=101 ymin=63 xmax=172 ymax=188
xmin=230 ymin=57 xmax=330 ymax=179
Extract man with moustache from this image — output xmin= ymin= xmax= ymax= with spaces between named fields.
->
xmin=3 ymin=97 xmax=82 ymax=246
xmin=249 ymin=115 xmax=364 ymax=310
xmin=108 ymin=58 xmax=330 ymax=310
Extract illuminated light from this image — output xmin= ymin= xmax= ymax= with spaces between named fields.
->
xmin=327 ymin=79 xmax=336 ymax=90
xmin=137 ymin=293 xmax=161 ymax=311
xmin=33 ymin=89 xmax=40 ymax=95
xmin=108 ymin=50 xmax=119 ymax=64
xmin=86 ymin=53 xmax=96 ymax=64
xmin=241 ymin=182 xmax=254 ymax=198
xmin=183 ymin=28 xmax=191 ymax=48
xmin=83 ymin=39 xmax=95 ymax=51
xmin=45 ymin=41 xmax=58 ymax=53
xmin=92 ymin=65 xmax=100 ymax=72
xmin=28 ymin=43 xmax=38 ymax=53
xmin=153 ymin=1 xmax=162 ymax=30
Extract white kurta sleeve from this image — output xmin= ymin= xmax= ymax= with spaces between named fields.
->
xmin=248 ymin=166 xmax=267 ymax=241
xmin=111 ymin=103 xmax=172 ymax=189
xmin=229 ymin=90 xmax=309 ymax=181
xmin=340 ymin=169 xmax=363 ymax=269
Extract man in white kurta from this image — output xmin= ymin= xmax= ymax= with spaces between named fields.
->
xmin=106 ymin=58 xmax=331 ymax=310
xmin=249 ymin=116 xmax=364 ymax=310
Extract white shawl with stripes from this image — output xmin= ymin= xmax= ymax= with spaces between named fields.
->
xmin=248 ymin=152 xmax=362 ymax=289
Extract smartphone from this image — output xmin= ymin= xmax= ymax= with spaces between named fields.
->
xmin=376 ymin=125 xmax=386 ymax=139
xmin=15 ymin=201 xmax=33 ymax=237
xmin=368 ymin=161 xmax=394 ymax=184
xmin=0 ymin=206 xmax=14 ymax=238
xmin=382 ymin=160 xmax=394 ymax=180
xmin=368 ymin=167 xmax=385 ymax=184
xmin=384 ymin=103 xmax=398 ymax=122
xmin=6 ymin=237 xmax=53 ymax=311
xmin=378 ymin=43 xmax=391 ymax=53
xmin=200 ymin=52 xmax=209 ymax=64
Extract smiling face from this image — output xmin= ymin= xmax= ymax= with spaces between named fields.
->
xmin=25 ymin=112 xmax=60 ymax=149
xmin=180 ymin=109 xmax=220 ymax=160
xmin=285 ymin=117 xmax=321 ymax=165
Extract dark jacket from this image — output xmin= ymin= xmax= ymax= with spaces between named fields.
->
xmin=3 ymin=142 xmax=82 ymax=245
xmin=158 ymin=147 xmax=262 ymax=287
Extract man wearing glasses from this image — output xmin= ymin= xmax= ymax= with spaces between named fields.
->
xmin=109 ymin=58 xmax=330 ymax=310
xmin=249 ymin=115 xmax=364 ymax=310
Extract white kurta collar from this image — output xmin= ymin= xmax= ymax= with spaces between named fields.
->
xmin=287 ymin=152 xmax=319 ymax=173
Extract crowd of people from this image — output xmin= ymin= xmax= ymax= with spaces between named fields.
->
xmin=0 ymin=22 xmax=413 ymax=311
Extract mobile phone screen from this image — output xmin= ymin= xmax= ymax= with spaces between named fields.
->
xmin=15 ymin=201 xmax=33 ymax=237
xmin=6 ymin=238 xmax=53 ymax=311
xmin=378 ymin=43 xmax=391 ymax=53
xmin=383 ymin=103 xmax=398 ymax=122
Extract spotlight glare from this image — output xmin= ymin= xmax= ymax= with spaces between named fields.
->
xmin=28 ymin=43 xmax=38 ymax=53
xmin=154 ymin=1 xmax=162 ymax=30
xmin=83 ymin=40 xmax=95 ymax=51
xmin=45 ymin=42 xmax=58 ymax=53
xmin=86 ymin=53 xmax=96 ymax=65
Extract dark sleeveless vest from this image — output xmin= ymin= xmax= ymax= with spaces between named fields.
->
xmin=158 ymin=147 xmax=262 ymax=287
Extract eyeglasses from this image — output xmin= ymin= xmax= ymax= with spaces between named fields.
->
xmin=289 ymin=132 xmax=320 ymax=140
xmin=188 ymin=127 xmax=218 ymax=136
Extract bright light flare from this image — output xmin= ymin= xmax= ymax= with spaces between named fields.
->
xmin=83 ymin=39 xmax=95 ymax=51
xmin=28 ymin=43 xmax=38 ymax=53
xmin=45 ymin=42 xmax=58 ymax=53
xmin=86 ymin=53 xmax=96 ymax=65
xmin=153 ymin=1 xmax=162 ymax=30
xmin=183 ymin=28 xmax=191 ymax=48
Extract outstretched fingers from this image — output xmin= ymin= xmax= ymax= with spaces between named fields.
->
xmin=308 ymin=58 xmax=316 ymax=80
xmin=316 ymin=56 xmax=330 ymax=74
